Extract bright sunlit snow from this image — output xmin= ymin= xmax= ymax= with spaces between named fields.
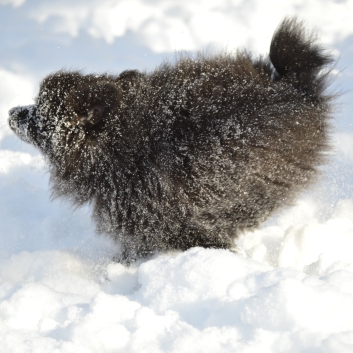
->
xmin=0 ymin=1 xmax=353 ymax=352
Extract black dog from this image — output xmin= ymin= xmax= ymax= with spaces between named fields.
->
xmin=9 ymin=18 xmax=334 ymax=261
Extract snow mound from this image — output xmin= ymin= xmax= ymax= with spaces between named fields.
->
xmin=0 ymin=242 xmax=352 ymax=353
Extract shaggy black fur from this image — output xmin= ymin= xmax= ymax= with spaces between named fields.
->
xmin=9 ymin=18 xmax=334 ymax=261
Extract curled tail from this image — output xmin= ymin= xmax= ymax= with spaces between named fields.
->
xmin=270 ymin=18 xmax=334 ymax=97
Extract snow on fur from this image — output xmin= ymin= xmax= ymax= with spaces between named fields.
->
xmin=8 ymin=19 xmax=334 ymax=261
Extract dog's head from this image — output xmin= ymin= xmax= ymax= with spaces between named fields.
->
xmin=9 ymin=71 xmax=122 ymax=157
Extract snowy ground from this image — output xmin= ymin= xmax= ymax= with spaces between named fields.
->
xmin=1 ymin=1 xmax=353 ymax=352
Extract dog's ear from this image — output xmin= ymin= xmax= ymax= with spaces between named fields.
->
xmin=67 ymin=82 xmax=122 ymax=129
xmin=118 ymin=70 xmax=143 ymax=91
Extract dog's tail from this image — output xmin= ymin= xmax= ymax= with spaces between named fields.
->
xmin=270 ymin=18 xmax=334 ymax=98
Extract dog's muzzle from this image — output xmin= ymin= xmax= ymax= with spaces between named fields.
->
xmin=8 ymin=105 xmax=37 ymax=142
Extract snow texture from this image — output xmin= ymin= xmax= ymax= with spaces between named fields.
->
xmin=1 ymin=1 xmax=353 ymax=352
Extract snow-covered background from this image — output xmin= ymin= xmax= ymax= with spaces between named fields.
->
xmin=1 ymin=1 xmax=353 ymax=352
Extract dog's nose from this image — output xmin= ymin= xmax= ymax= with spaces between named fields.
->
xmin=9 ymin=106 xmax=30 ymax=118
xmin=9 ymin=104 xmax=36 ymax=122
xmin=8 ymin=105 xmax=32 ymax=131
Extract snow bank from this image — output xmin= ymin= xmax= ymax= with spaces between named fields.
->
xmin=0 ymin=242 xmax=352 ymax=352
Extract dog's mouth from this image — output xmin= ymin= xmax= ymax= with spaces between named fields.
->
xmin=8 ymin=104 xmax=38 ymax=143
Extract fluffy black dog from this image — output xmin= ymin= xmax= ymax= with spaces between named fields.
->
xmin=9 ymin=18 xmax=334 ymax=260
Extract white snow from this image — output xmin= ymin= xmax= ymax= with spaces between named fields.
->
xmin=0 ymin=234 xmax=353 ymax=352
xmin=1 ymin=1 xmax=353 ymax=352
